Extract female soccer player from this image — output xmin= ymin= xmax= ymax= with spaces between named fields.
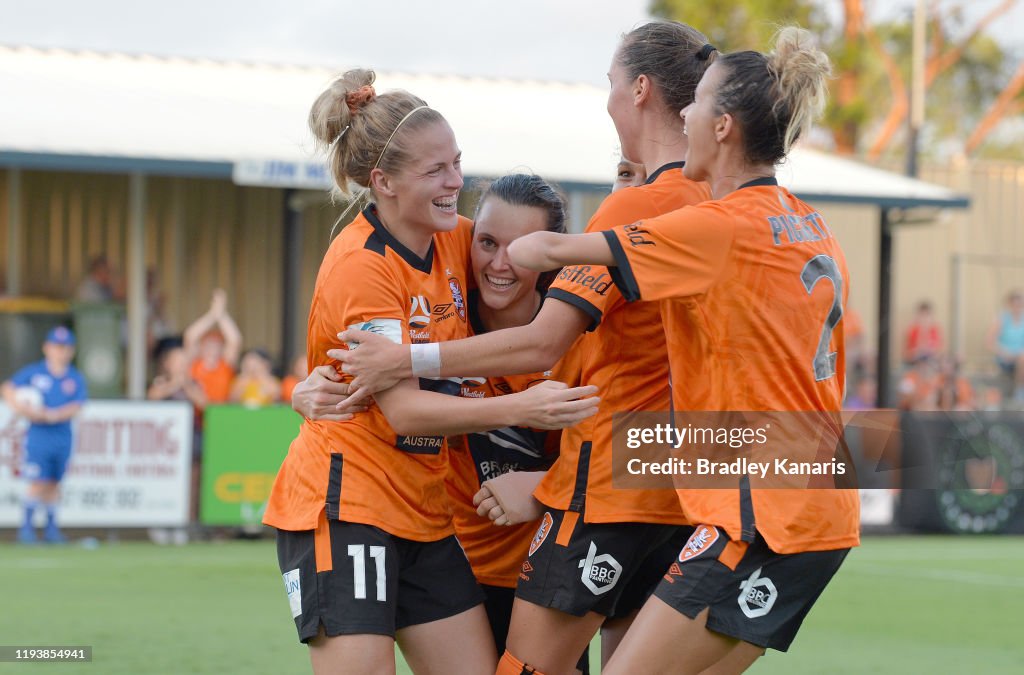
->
xmin=262 ymin=71 xmax=596 ymax=675
xmin=331 ymin=21 xmax=718 ymax=674
xmin=611 ymin=157 xmax=646 ymax=192
xmin=295 ymin=173 xmax=592 ymax=672
xmin=507 ymin=28 xmax=859 ymax=674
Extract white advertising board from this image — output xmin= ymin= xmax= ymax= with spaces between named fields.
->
xmin=0 ymin=401 xmax=192 ymax=527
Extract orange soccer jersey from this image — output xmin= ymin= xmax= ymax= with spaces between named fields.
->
xmin=264 ymin=205 xmax=473 ymax=541
xmin=190 ymin=358 xmax=234 ymax=403
xmin=604 ymin=177 xmax=860 ymax=554
xmin=536 ymin=163 xmax=712 ymax=524
xmin=445 ymin=293 xmax=581 ymax=587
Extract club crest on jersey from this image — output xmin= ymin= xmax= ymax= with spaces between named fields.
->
xmin=679 ymin=525 xmax=720 ymax=563
xmin=579 ymin=541 xmax=622 ymax=595
xmin=529 ymin=512 xmax=553 ymax=556
xmin=409 ymin=295 xmax=431 ymax=329
xmin=448 ymin=277 xmax=466 ymax=321
xmin=738 ymin=567 xmax=778 ymax=619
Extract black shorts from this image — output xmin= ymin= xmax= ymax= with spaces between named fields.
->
xmin=655 ymin=524 xmax=850 ymax=652
xmin=516 ymin=509 xmax=692 ymax=618
xmin=276 ymin=518 xmax=485 ymax=642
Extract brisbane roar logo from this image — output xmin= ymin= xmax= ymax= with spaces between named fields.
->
xmin=529 ymin=512 xmax=553 ymax=556
xmin=679 ymin=525 xmax=720 ymax=563
xmin=448 ymin=278 xmax=466 ymax=321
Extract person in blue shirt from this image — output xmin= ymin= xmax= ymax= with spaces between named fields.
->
xmin=988 ymin=290 xmax=1024 ymax=404
xmin=1 ymin=326 xmax=88 ymax=544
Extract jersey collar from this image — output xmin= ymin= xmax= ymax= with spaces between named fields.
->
xmin=363 ymin=204 xmax=435 ymax=274
xmin=737 ymin=176 xmax=779 ymax=190
xmin=644 ymin=161 xmax=687 ymax=185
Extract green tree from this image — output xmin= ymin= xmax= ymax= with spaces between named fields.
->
xmin=649 ymin=0 xmax=1020 ymax=159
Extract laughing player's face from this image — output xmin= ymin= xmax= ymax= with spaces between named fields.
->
xmin=387 ymin=120 xmax=464 ymax=235
xmin=472 ymin=198 xmax=548 ymax=313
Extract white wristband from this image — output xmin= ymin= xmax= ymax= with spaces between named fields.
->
xmin=410 ymin=343 xmax=441 ymax=378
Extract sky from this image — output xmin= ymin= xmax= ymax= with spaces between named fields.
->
xmin=0 ymin=0 xmax=1020 ymax=87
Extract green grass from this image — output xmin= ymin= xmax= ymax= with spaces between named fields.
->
xmin=0 ymin=536 xmax=1021 ymax=673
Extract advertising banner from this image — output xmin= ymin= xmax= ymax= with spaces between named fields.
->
xmin=0 ymin=401 xmax=193 ymax=527
xmin=199 ymin=405 xmax=301 ymax=526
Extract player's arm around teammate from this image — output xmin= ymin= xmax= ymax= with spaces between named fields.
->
xmin=323 ymin=23 xmax=722 ymax=675
xmin=508 ymin=29 xmax=854 ymax=675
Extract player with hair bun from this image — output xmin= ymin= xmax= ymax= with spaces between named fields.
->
xmin=263 ymin=70 xmax=597 ymax=675
xmin=507 ymin=28 xmax=858 ymax=674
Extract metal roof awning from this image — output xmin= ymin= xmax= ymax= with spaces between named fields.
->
xmin=0 ymin=44 xmax=971 ymax=209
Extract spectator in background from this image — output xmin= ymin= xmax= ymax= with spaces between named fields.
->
xmin=987 ymin=289 xmax=1024 ymax=404
xmin=183 ymin=289 xmax=242 ymax=404
xmin=147 ymin=338 xmax=205 ymax=545
xmin=146 ymin=268 xmax=173 ymax=353
xmin=903 ymin=300 xmax=943 ymax=365
xmin=230 ymin=349 xmax=280 ymax=407
xmin=75 ymin=255 xmax=123 ymax=303
xmin=612 ymin=156 xmax=646 ymax=192
xmin=148 ymin=338 xmax=206 ymax=409
xmin=279 ymin=353 xmax=308 ymax=403
xmin=1 ymin=327 xmax=87 ymax=544
xmin=898 ymin=354 xmax=974 ymax=411
xmin=844 ymin=376 xmax=876 ymax=411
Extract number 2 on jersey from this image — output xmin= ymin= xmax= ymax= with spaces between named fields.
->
xmin=348 ymin=544 xmax=387 ymax=601
xmin=800 ymin=255 xmax=844 ymax=381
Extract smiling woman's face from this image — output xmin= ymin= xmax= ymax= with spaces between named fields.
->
xmin=471 ymin=197 xmax=549 ymax=313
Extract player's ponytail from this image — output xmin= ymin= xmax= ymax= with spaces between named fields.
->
xmin=713 ymin=27 xmax=832 ymax=165
xmin=309 ymin=69 xmax=444 ymax=198
xmin=769 ymin=27 xmax=831 ymax=157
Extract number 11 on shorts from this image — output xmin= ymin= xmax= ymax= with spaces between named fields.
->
xmin=348 ymin=544 xmax=387 ymax=601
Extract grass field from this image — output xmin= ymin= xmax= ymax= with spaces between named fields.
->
xmin=1 ymin=535 xmax=1022 ymax=674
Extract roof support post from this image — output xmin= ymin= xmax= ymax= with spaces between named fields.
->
xmin=876 ymin=207 xmax=894 ymax=407
xmin=281 ymin=189 xmax=303 ymax=368
xmin=126 ymin=172 xmax=147 ymax=400
xmin=6 ymin=168 xmax=21 ymax=295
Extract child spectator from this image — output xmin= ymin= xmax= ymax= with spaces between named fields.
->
xmin=987 ymin=290 xmax=1024 ymax=403
xmin=230 ymin=349 xmax=280 ymax=407
xmin=183 ymin=289 xmax=242 ymax=403
xmin=903 ymin=300 xmax=943 ymax=365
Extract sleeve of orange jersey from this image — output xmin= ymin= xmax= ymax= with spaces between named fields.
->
xmin=320 ymin=249 xmax=408 ymax=345
xmin=546 ymin=190 xmax=649 ymax=328
xmin=602 ymin=204 xmax=734 ymax=303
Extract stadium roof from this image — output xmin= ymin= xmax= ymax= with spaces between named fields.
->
xmin=0 ymin=44 xmax=968 ymax=209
